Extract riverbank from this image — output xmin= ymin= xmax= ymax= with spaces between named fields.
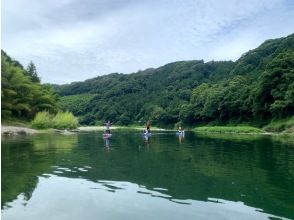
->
xmin=1 ymin=125 xmax=168 ymax=136
xmin=194 ymin=126 xmax=263 ymax=134
xmin=2 ymin=121 xmax=293 ymax=136
xmin=1 ymin=125 xmax=40 ymax=135
xmin=78 ymin=126 xmax=168 ymax=131
xmin=193 ymin=118 xmax=294 ymax=135
xmin=193 ymin=126 xmax=293 ymax=135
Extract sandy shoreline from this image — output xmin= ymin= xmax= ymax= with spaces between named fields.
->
xmin=1 ymin=125 xmax=168 ymax=135
xmin=78 ymin=126 xmax=167 ymax=131
xmin=4 ymin=125 xmax=285 ymax=136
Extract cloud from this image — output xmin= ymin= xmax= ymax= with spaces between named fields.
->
xmin=2 ymin=0 xmax=294 ymax=84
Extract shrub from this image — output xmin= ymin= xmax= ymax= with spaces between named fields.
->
xmin=31 ymin=111 xmax=78 ymax=129
xmin=52 ymin=111 xmax=78 ymax=129
xmin=31 ymin=111 xmax=52 ymax=129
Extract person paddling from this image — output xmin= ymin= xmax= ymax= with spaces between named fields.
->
xmin=178 ymin=126 xmax=184 ymax=133
xmin=104 ymin=121 xmax=112 ymax=134
xmin=177 ymin=126 xmax=185 ymax=137
xmin=146 ymin=121 xmax=151 ymax=134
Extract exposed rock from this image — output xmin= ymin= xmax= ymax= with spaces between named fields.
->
xmin=1 ymin=126 xmax=39 ymax=135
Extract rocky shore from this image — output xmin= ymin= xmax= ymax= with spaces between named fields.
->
xmin=1 ymin=126 xmax=39 ymax=135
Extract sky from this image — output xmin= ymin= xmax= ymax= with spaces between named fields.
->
xmin=2 ymin=0 xmax=294 ymax=84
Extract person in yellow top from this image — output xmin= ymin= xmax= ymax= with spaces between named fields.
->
xmin=178 ymin=126 xmax=185 ymax=134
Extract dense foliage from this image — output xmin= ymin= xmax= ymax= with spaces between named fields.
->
xmin=1 ymin=51 xmax=59 ymax=121
xmin=183 ymin=37 xmax=294 ymax=125
xmin=55 ymin=34 xmax=294 ymax=127
xmin=56 ymin=61 xmax=235 ymax=125
xmin=58 ymin=94 xmax=96 ymax=124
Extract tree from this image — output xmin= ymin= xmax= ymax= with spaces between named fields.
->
xmin=26 ymin=61 xmax=40 ymax=83
xmin=51 ymin=34 xmax=294 ymax=126
xmin=252 ymin=52 xmax=294 ymax=119
xmin=1 ymin=51 xmax=59 ymax=120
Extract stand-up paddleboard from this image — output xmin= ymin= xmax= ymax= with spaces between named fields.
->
xmin=103 ymin=133 xmax=112 ymax=138
xmin=176 ymin=131 xmax=185 ymax=135
xmin=142 ymin=132 xmax=151 ymax=137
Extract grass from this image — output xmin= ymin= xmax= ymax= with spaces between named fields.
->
xmin=263 ymin=117 xmax=294 ymax=133
xmin=194 ymin=132 xmax=266 ymax=143
xmin=194 ymin=126 xmax=263 ymax=134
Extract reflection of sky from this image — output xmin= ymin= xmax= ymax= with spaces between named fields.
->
xmin=2 ymin=175 xmax=288 ymax=220
xmin=2 ymin=0 xmax=294 ymax=83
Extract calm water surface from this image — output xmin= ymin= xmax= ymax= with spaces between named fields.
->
xmin=2 ymin=131 xmax=294 ymax=220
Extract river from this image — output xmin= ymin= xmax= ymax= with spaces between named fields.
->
xmin=2 ymin=131 xmax=294 ymax=219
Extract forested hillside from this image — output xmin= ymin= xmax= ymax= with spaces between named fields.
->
xmin=55 ymin=60 xmax=235 ymax=125
xmin=1 ymin=51 xmax=59 ymax=121
xmin=53 ymin=34 xmax=294 ymax=126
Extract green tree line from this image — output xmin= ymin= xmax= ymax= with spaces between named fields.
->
xmin=54 ymin=34 xmax=294 ymax=126
xmin=3 ymin=34 xmax=293 ymax=127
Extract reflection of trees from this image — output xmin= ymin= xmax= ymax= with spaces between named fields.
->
xmin=50 ymin=132 xmax=294 ymax=219
xmin=2 ymin=132 xmax=293 ymax=219
xmin=33 ymin=133 xmax=77 ymax=152
xmin=2 ymin=137 xmax=39 ymax=207
xmin=1 ymin=134 xmax=77 ymax=207
xmin=174 ymin=133 xmax=294 ymax=219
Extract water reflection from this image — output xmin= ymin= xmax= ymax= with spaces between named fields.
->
xmin=143 ymin=134 xmax=150 ymax=148
xmin=177 ymin=132 xmax=185 ymax=144
xmin=2 ymin=131 xmax=294 ymax=219
xmin=104 ymin=137 xmax=111 ymax=149
xmin=2 ymin=175 xmax=289 ymax=220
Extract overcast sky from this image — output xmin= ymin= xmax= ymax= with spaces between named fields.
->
xmin=2 ymin=0 xmax=294 ymax=84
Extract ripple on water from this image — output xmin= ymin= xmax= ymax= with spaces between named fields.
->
xmin=153 ymin=187 xmax=168 ymax=191
xmin=77 ymin=168 xmax=88 ymax=172
xmin=53 ymin=170 xmax=63 ymax=174
xmin=40 ymin=173 xmax=52 ymax=178
xmin=57 ymin=167 xmax=72 ymax=172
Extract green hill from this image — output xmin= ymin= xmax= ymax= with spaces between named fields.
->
xmin=52 ymin=33 xmax=294 ymax=126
